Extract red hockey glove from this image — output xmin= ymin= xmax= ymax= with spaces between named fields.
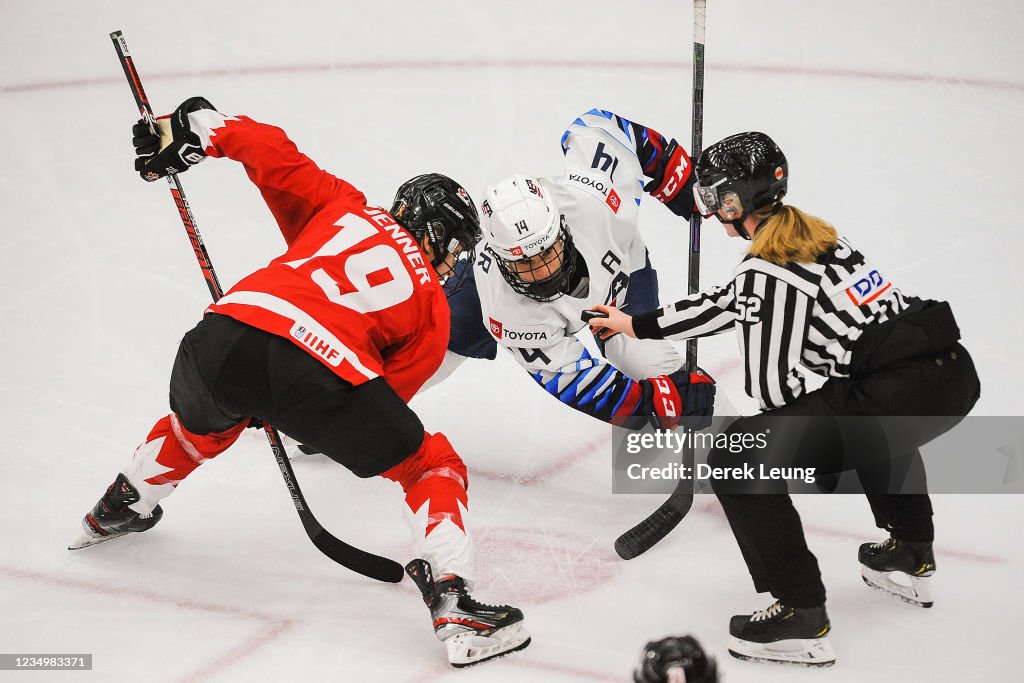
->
xmin=644 ymin=139 xmax=696 ymax=218
xmin=133 ymin=96 xmax=215 ymax=182
xmin=642 ymin=367 xmax=716 ymax=430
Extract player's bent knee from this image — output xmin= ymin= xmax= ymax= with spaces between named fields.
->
xmin=381 ymin=432 xmax=468 ymax=492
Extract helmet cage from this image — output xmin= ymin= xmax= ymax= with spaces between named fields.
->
xmin=493 ymin=216 xmax=578 ymax=302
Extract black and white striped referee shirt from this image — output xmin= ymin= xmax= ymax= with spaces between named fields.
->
xmin=632 ymin=237 xmax=913 ymax=410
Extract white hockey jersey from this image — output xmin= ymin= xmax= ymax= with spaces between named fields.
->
xmin=470 ymin=109 xmax=696 ymax=422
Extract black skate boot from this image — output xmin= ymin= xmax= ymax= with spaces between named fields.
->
xmin=405 ymin=559 xmax=530 ymax=667
xmin=859 ymin=537 xmax=935 ymax=607
xmin=68 ymin=473 xmax=163 ymax=550
xmin=727 ymin=600 xmax=835 ymax=667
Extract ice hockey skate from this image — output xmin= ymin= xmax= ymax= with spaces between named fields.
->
xmin=859 ymin=537 xmax=935 ymax=607
xmin=727 ymin=600 xmax=835 ymax=667
xmin=406 ymin=559 xmax=530 ymax=667
xmin=68 ymin=473 xmax=163 ymax=550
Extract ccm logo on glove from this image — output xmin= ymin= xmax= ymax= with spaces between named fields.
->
xmin=651 ymin=377 xmax=680 ymax=418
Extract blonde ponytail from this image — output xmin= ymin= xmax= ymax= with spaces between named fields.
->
xmin=748 ymin=205 xmax=837 ymax=266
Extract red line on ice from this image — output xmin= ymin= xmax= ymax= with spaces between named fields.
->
xmin=0 ymin=564 xmax=295 ymax=681
xmin=181 ymin=618 xmax=294 ymax=683
xmin=473 ymin=526 xmax=621 ymax=604
xmin=473 ymin=434 xmax=608 ymax=485
xmin=4 ymin=59 xmax=1023 ymax=94
xmin=471 ymin=357 xmax=741 ymax=486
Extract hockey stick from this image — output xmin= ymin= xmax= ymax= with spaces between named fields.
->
xmin=615 ymin=0 xmax=706 ymax=560
xmin=109 ymin=30 xmax=404 ymax=583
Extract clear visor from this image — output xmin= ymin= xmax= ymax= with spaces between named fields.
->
xmin=694 ymin=179 xmax=744 ymax=221
xmin=437 ymin=237 xmax=475 ymax=289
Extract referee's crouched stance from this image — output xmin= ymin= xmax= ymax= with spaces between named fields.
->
xmin=589 ymin=132 xmax=980 ymax=667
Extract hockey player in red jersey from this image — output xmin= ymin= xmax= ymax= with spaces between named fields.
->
xmin=71 ymin=97 xmax=529 ymax=667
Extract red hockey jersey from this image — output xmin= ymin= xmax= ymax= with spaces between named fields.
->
xmin=198 ymin=113 xmax=449 ymax=401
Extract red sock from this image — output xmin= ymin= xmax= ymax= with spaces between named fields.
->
xmin=123 ymin=414 xmax=247 ymax=512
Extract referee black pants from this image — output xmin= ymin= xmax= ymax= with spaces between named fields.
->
xmin=712 ymin=302 xmax=980 ymax=608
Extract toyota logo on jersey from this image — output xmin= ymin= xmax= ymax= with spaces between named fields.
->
xmin=606 ymin=188 xmax=621 ymax=213
xmin=489 ymin=318 xmax=503 ymax=338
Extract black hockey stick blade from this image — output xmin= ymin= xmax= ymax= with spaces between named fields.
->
xmin=309 ymin=527 xmax=405 ymax=583
xmin=614 ymin=480 xmax=694 ymax=560
xmin=271 ymin=427 xmax=404 ymax=583
xmin=616 ymin=0 xmax=709 ymax=563
xmin=293 ymin=496 xmax=404 ymax=583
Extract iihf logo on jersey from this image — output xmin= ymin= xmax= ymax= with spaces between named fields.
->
xmin=846 ymin=269 xmax=892 ymax=306
xmin=290 ymin=322 xmax=343 ymax=366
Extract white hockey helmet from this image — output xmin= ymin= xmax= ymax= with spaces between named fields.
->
xmin=480 ymin=174 xmax=560 ymax=261
xmin=479 ymin=174 xmax=579 ymax=301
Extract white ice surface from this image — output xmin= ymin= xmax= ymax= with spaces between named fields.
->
xmin=1 ymin=1 xmax=1022 ymax=681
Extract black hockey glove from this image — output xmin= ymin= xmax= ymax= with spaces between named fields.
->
xmin=643 ymin=139 xmax=697 ymax=219
xmin=640 ymin=366 xmax=715 ymax=431
xmin=133 ymin=96 xmax=216 ymax=182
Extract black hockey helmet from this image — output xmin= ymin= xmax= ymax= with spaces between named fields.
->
xmin=693 ymin=132 xmax=788 ymax=240
xmin=391 ymin=173 xmax=481 ymax=293
xmin=634 ymin=635 xmax=719 ymax=683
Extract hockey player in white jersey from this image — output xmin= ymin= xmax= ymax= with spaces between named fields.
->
xmin=442 ymin=109 xmax=715 ymax=427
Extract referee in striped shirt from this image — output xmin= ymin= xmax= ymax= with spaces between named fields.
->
xmin=590 ymin=132 xmax=980 ymax=667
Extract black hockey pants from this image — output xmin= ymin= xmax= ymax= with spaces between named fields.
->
xmin=169 ymin=313 xmax=424 ymax=478
xmin=712 ymin=300 xmax=981 ymax=608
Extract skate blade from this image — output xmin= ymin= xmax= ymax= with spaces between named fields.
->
xmin=861 ymin=567 xmax=933 ymax=608
xmin=727 ymin=635 xmax=836 ymax=667
xmin=67 ymin=532 xmax=117 ymax=550
xmin=447 ymin=622 xmax=531 ymax=668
